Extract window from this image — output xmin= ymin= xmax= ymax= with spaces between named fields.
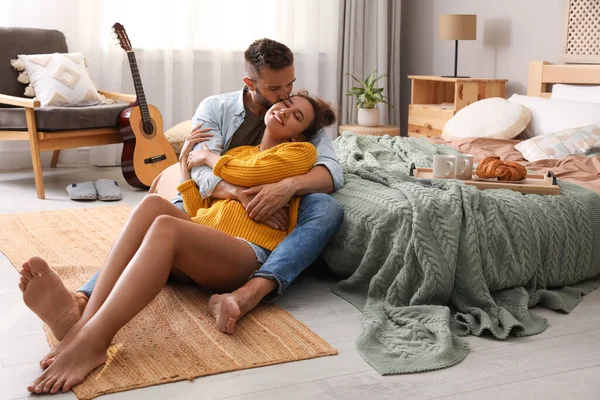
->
xmin=103 ymin=0 xmax=278 ymax=51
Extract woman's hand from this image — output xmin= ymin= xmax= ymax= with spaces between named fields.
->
xmin=179 ymin=124 xmax=213 ymax=182
xmin=179 ymin=124 xmax=213 ymax=165
xmin=186 ymin=144 xmax=211 ymax=169
xmin=187 ymin=144 xmax=221 ymax=169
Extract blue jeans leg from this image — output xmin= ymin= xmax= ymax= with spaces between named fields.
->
xmin=77 ymin=270 xmax=100 ymax=298
xmin=249 ymin=193 xmax=344 ymax=299
xmin=171 ymin=193 xmax=185 ymax=212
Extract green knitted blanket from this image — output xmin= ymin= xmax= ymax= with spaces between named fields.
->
xmin=323 ymin=133 xmax=600 ymax=375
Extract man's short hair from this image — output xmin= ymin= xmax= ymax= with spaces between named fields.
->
xmin=244 ymin=38 xmax=294 ymax=78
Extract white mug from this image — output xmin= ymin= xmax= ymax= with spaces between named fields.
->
xmin=454 ymin=153 xmax=474 ymax=180
xmin=433 ymin=155 xmax=455 ymax=178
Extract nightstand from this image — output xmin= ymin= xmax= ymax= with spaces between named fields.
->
xmin=407 ymin=76 xmax=507 ymax=138
xmin=338 ymin=124 xmax=400 ymax=137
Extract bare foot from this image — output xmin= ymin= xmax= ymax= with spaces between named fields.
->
xmin=40 ymin=317 xmax=87 ymax=369
xmin=27 ymin=328 xmax=108 ymax=394
xmin=208 ymin=288 xmax=265 ymax=334
xmin=209 ymin=294 xmax=242 ymax=334
xmin=19 ymin=257 xmax=83 ymax=341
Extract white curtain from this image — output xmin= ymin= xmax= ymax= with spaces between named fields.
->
xmin=338 ymin=0 xmax=402 ymax=126
xmin=1 ymin=0 xmax=340 ymax=169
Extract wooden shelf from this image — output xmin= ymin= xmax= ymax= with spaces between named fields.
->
xmin=409 ymin=104 xmax=455 ymax=112
xmin=407 ymin=76 xmax=507 ymax=138
xmin=408 ymin=75 xmax=508 ymax=83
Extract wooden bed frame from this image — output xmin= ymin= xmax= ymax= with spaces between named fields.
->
xmin=527 ymin=61 xmax=600 ymax=98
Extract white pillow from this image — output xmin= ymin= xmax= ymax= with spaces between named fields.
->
xmin=442 ymin=97 xmax=531 ymax=141
xmin=514 ymin=124 xmax=600 ymax=162
xmin=507 ymin=94 xmax=600 ymax=139
xmin=18 ymin=52 xmax=103 ymax=107
xmin=551 ymin=84 xmax=600 ymax=104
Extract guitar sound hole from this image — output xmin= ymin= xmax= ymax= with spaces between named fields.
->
xmin=143 ymin=121 xmax=155 ymax=136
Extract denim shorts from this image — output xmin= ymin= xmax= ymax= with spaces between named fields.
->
xmin=236 ymin=237 xmax=271 ymax=264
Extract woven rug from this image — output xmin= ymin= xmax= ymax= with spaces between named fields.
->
xmin=0 ymin=206 xmax=337 ymax=400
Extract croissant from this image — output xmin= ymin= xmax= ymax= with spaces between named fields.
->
xmin=476 ymin=156 xmax=503 ymax=179
xmin=476 ymin=156 xmax=527 ymax=181
xmin=495 ymin=161 xmax=527 ymax=181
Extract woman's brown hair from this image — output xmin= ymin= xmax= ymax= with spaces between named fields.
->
xmin=292 ymin=90 xmax=336 ymax=139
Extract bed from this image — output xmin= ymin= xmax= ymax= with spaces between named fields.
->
xmin=319 ymin=61 xmax=600 ymax=375
xmin=149 ymin=61 xmax=600 ymax=376
xmin=432 ymin=61 xmax=600 ymax=194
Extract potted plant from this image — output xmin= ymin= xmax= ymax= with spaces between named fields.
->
xmin=346 ymin=69 xmax=389 ymax=127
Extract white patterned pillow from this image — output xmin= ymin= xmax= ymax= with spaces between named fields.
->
xmin=17 ymin=52 xmax=103 ymax=107
xmin=514 ymin=124 xmax=600 ymax=162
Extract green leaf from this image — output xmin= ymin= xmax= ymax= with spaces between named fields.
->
xmin=345 ymin=69 xmax=388 ymax=107
xmin=365 ymin=69 xmax=377 ymax=87
xmin=346 ymin=72 xmax=367 ymax=87
xmin=372 ymin=74 xmax=387 ymax=84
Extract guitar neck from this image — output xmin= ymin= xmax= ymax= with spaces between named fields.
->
xmin=126 ymin=51 xmax=151 ymax=123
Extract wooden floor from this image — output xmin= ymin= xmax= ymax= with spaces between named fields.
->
xmin=1 ymin=165 xmax=599 ymax=400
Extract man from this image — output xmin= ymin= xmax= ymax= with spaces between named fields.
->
xmin=20 ymin=38 xmax=344 ymax=354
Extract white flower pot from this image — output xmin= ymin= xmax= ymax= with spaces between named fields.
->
xmin=357 ymin=108 xmax=380 ymax=127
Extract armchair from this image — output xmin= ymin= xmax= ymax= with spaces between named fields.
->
xmin=0 ymin=27 xmax=136 ymax=199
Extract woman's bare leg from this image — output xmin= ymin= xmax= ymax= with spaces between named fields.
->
xmin=39 ymin=194 xmax=191 ymax=367
xmin=28 ymin=215 xmax=259 ymax=394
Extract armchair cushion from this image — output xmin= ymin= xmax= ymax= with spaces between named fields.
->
xmin=0 ymin=103 xmax=129 ymax=131
xmin=17 ymin=52 xmax=103 ymax=107
xmin=0 ymin=27 xmax=68 ymax=101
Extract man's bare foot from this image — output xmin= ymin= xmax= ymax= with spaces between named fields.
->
xmin=19 ymin=257 xmax=84 ymax=341
xmin=209 ymin=294 xmax=243 ymax=334
xmin=208 ymin=277 xmax=277 ymax=335
xmin=27 ymin=328 xmax=108 ymax=394
xmin=208 ymin=277 xmax=276 ymax=334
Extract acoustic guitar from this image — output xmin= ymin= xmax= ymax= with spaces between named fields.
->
xmin=112 ymin=22 xmax=178 ymax=189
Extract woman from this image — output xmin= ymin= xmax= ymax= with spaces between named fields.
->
xmin=23 ymin=92 xmax=336 ymax=394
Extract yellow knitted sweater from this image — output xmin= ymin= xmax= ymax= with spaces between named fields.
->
xmin=176 ymin=142 xmax=317 ymax=251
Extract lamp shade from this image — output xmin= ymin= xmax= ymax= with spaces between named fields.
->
xmin=438 ymin=14 xmax=477 ymax=41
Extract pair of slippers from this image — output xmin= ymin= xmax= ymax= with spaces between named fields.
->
xmin=66 ymin=179 xmax=123 ymax=201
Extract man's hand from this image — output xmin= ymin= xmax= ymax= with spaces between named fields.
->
xmin=235 ymin=187 xmax=289 ymax=231
xmin=243 ymin=179 xmax=296 ymax=223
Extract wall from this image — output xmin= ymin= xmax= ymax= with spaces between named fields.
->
xmin=400 ymin=0 xmax=565 ymax=136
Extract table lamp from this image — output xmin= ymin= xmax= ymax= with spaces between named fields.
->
xmin=438 ymin=14 xmax=477 ymax=78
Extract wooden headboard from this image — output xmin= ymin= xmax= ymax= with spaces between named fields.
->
xmin=527 ymin=61 xmax=600 ymax=98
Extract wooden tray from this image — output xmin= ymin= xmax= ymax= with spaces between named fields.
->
xmin=408 ymin=163 xmax=560 ymax=195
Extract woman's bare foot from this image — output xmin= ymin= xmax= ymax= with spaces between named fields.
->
xmin=19 ymin=257 xmax=84 ymax=341
xmin=39 ymin=318 xmax=87 ymax=369
xmin=27 ymin=328 xmax=108 ymax=394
